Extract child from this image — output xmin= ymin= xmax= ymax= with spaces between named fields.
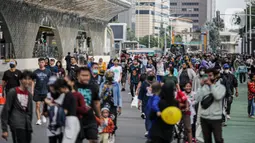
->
xmin=146 ymin=82 xmax=162 ymax=141
xmin=176 ymin=89 xmax=192 ymax=143
xmin=98 ymin=107 xmax=115 ymax=143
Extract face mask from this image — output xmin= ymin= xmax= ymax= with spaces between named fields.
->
xmin=224 ymin=69 xmax=229 ymax=73
xmin=10 ymin=64 xmax=15 ymax=68
xmin=93 ymin=69 xmax=98 ymax=74
xmin=200 ymin=71 xmax=205 ymax=76
xmin=165 ymin=71 xmax=170 ymax=75
xmin=147 ymin=76 xmax=154 ymax=81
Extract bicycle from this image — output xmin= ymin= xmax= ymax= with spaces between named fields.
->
xmin=173 ymin=119 xmax=187 ymax=143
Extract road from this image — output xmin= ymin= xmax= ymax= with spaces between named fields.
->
xmin=0 ymin=83 xmax=254 ymax=143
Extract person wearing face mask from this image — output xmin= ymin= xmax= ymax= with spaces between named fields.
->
xmin=138 ymin=71 xmax=155 ymax=137
xmin=178 ymin=63 xmax=196 ymax=91
xmin=192 ymin=67 xmax=206 ymax=93
xmin=2 ymin=60 xmax=22 ymax=98
xmin=90 ymin=62 xmax=100 ymax=85
xmin=161 ymin=67 xmax=180 ymax=91
xmin=120 ymin=55 xmax=128 ymax=91
xmin=99 ymin=70 xmax=122 ymax=138
xmin=196 ymin=68 xmax=226 ymax=143
xmin=221 ymin=64 xmax=238 ymax=123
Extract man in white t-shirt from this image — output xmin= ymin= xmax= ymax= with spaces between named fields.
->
xmin=110 ymin=58 xmax=122 ymax=83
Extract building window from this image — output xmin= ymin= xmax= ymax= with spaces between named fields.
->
xmin=136 ymin=2 xmax=155 ymax=6
xmin=170 ymin=3 xmax=177 ymax=6
xmin=190 ymin=14 xmax=199 ymax=17
xmin=194 ymin=8 xmax=199 ymax=11
xmin=193 ymin=20 xmax=199 ymax=23
xmin=155 ymin=27 xmax=159 ymax=30
xmin=182 ymin=8 xmax=187 ymax=11
xmin=182 ymin=2 xmax=199 ymax=6
xmin=184 ymin=14 xmax=190 ymax=17
xmin=136 ymin=10 xmax=153 ymax=15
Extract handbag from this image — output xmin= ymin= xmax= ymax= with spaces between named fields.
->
xmin=201 ymin=93 xmax=214 ymax=109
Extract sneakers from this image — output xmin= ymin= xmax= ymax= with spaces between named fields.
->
xmin=227 ymin=115 xmax=231 ymax=120
xmin=249 ymin=115 xmax=255 ymax=118
xmin=222 ymin=122 xmax=227 ymax=127
xmin=144 ymin=131 xmax=148 ymax=137
xmin=41 ymin=115 xmax=47 ymax=123
xmin=128 ymin=92 xmax=131 ymax=95
xmin=36 ymin=119 xmax=42 ymax=125
xmin=141 ymin=113 xmax=146 ymax=119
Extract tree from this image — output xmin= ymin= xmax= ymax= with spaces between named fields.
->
xmin=175 ymin=35 xmax=183 ymax=42
xmin=126 ymin=28 xmax=137 ymax=41
xmin=139 ymin=35 xmax=159 ymax=48
xmin=206 ymin=22 xmax=221 ymax=53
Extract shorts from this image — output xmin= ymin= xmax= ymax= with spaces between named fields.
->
xmin=121 ymin=73 xmax=127 ymax=83
xmin=83 ymin=124 xmax=98 ymax=140
xmin=33 ymin=94 xmax=47 ymax=102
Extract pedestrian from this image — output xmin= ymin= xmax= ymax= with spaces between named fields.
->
xmin=196 ymin=68 xmax=226 ymax=143
xmin=247 ymin=73 xmax=255 ymax=118
xmin=56 ymin=60 xmax=66 ymax=77
xmin=52 ymin=79 xmax=80 ymax=143
xmin=99 ymin=70 xmax=122 ymax=135
xmin=237 ymin=62 xmax=248 ymax=83
xmin=98 ymin=58 xmax=107 ymax=85
xmin=65 ymin=52 xmax=71 ymax=72
xmin=32 ymin=58 xmax=51 ymax=125
xmin=1 ymin=70 xmax=34 ymax=143
xmin=75 ymin=67 xmax=101 ymax=143
xmin=120 ymin=55 xmax=128 ymax=91
xmin=2 ymin=60 xmax=22 ymax=97
xmin=110 ymin=58 xmax=122 ymax=83
xmin=45 ymin=57 xmax=50 ymax=68
xmin=48 ymin=59 xmax=58 ymax=76
xmin=138 ymin=71 xmax=155 ymax=137
xmin=161 ymin=67 xmax=179 ymax=90
xmin=178 ymin=62 xmax=196 ymax=91
xmin=129 ymin=69 xmax=139 ymax=100
xmin=145 ymin=82 xmax=161 ymax=142
xmin=149 ymin=81 xmax=178 ymax=143
xmin=98 ymin=107 xmax=115 ymax=143
xmin=90 ymin=62 xmax=99 ymax=85
xmin=69 ymin=57 xmax=79 ymax=81
xmin=156 ymin=57 xmax=165 ymax=82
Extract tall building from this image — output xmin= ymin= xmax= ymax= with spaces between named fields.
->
xmin=170 ymin=0 xmax=215 ymax=30
xmin=118 ymin=0 xmax=136 ymax=31
xmin=135 ymin=0 xmax=170 ymax=38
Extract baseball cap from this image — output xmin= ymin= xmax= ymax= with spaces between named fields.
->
xmin=223 ymin=64 xmax=230 ymax=69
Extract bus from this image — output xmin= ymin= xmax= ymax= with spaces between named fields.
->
xmin=126 ymin=48 xmax=163 ymax=56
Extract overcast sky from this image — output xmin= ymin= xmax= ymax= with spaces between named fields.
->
xmin=216 ymin=0 xmax=246 ymax=13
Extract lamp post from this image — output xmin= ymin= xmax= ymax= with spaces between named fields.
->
xmin=249 ymin=2 xmax=252 ymax=54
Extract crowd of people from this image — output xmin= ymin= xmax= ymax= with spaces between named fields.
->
xmin=1 ymin=51 xmax=255 ymax=143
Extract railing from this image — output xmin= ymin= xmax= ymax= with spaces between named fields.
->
xmin=0 ymin=43 xmax=15 ymax=60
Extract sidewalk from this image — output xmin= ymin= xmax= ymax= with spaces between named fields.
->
xmin=223 ymin=83 xmax=255 ymax=143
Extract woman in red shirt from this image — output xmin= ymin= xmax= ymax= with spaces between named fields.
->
xmin=248 ymin=73 xmax=255 ymax=118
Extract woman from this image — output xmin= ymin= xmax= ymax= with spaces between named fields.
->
xmin=248 ymin=73 xmax=255 ymax=118
xmin=52 ymin=79 xmax=80 ymax=143
xmin=149 ymin=81 xmax=178 ymax=143
xmin=56 ymin=61 xmax=66 ymax=77
xmin=45 ymin=57 xmax=50 ymax=68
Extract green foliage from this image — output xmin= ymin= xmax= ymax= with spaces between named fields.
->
xmin=206 ymin=22 xmax=221 ymax=53
xmin=126 ymin=28 xmax=137 ymax=41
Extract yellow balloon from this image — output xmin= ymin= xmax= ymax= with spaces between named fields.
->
xmin=161 ymin=106 xmax=182 ymax=125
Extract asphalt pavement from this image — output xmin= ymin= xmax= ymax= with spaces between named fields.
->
xmin=0 ymin=83 xmax=254 ymax=143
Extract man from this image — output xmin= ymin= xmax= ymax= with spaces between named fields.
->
xmin=75 ymin=67 xmax=101 ymax=143
xmin=120 ymin=55 xmax=128 ymax=91
xmin=32 ymin=58 xmax=51 ymax=125
xmin=196 ymin=68 xmax=226 ymax=143
xmin=68 ymin=56 xmax=79 ymax=80
xmin=221 ymin=64 xmax=238 ymax=121
xmin=237 ymin=62 xmax=248 ymax=84
xmin=1 ymin=70 xmax=34 ymax=143
xmin=178 ymin=62 xmax=196 ymax=91
xmin=65 ymin=52 xmax=71 ymax=72
xmin=48 ymin=58 xmax=58 ymax=76
xmin=2 ymin=60 xmax=22 ymax=97
xmin=110 ymin=58 xmax=122 ymax=83
xmin=90 ymin=62 xmax=99 ymax=85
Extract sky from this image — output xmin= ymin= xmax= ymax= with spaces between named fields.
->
xmin=216 ymin=0 xmax=246 ymax=13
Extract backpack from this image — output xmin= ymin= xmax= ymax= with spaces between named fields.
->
xmin=48 ymin=106 xmax=66 ymax=132
xmin=179 ymin=70 xmax=190 ymax=86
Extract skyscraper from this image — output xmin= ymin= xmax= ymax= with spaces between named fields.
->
xmin=135 ymin=0 xmax=170 ymax=38
xmin=170 ymin=0 xmax=215 ymax=30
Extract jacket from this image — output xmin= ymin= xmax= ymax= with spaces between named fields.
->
xmin=138 ymin=81 xmax=152 ymax=112
xmin=1 ymin=88 xmax=33 ymax=132
xmin=178 ymin=68 xmax=196 ymax=83
xmin=195 ymin=80 xmax=226 ymax=120
xmin=99 ymin=81 xmax=122 ymax=107
xmin=145 ymin=95 xmax=160 ymax=117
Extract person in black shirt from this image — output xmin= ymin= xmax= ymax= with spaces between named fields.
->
xmin=2 ymin=60 xmax=22 ymax=97
xmin=90 ymin=62 xmax=99 ymax=85
xmin=65 ymin=52 xmax=71 ymax=72
xmin=75 ymin=67 xmax=101 ymax=143
xmin=69 ymin=57 xmax=79 ymax=81
xmin=120 ymin=55 xmax=128 ymax=91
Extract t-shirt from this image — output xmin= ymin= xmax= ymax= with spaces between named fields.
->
xmin=162 ymin=76 xmax=178 ymax=85
xmin=129 ymin=65 xmax=141 ymax=75
xmin=110 ymin=66 xmax=122 ymax=82
xmin=33 ymin=69 xmax=51 ymax=95
xmin=48 ymin=65 xmax=58 ymax=75
xmin=75 ymin=82 xmax=100 ymax=106
xmin=16 ymin=87 xmax=29 ymax=110
xmin=2 ymin=69 xmax=22 ymax=92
